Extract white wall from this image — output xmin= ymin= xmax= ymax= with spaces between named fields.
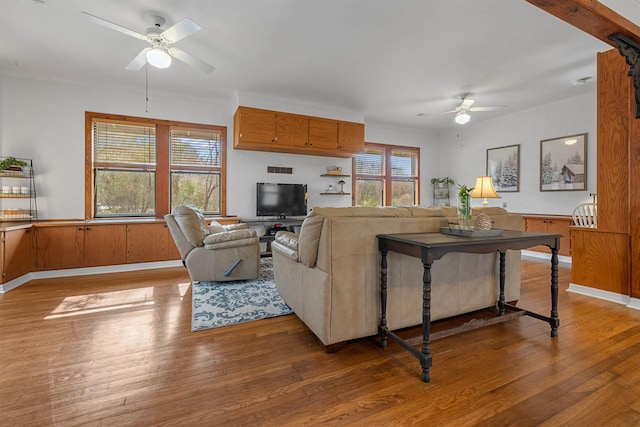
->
xmin=1 ymin=75 xmax=435 ymax=219
xmin=436 ymin=91 xmax=597 ymax=215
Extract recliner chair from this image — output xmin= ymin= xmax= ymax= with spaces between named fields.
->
xmin=165 ymin=206 xmax=260 ymax=282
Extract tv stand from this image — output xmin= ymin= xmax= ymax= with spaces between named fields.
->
xmin=242 ymin=218 xmax=304 ymax=256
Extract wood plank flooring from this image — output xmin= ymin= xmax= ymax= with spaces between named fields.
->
xmin=2 ymin=257 xmax=640 ymax=426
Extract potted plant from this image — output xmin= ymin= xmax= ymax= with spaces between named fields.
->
xmin=457 ymin=184 xmax=474 ymax=229
xmin=430 ymin=177 xmax=455 ymax=187
xmin=0 ymin=157 xmax=27 ymax=174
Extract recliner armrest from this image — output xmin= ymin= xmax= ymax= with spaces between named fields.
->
xmin=203 ymin=228 xmax=257 ymax=245
xmin=275 ymin=231 xmax=298 ymax=250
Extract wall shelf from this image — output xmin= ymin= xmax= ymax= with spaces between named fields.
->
xmin=320 ymin=192 xmax=350 ymax=195
xmin=320 ymin=173 xmax=350 ymax=178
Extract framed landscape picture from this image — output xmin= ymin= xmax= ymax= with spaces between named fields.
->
xmin=486 ymin=144 xmax=520 ymax=192
xmin=540 ymin=133 xmax=587 ymax=192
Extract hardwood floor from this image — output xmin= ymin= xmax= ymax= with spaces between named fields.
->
xmin=2 ymin=257 xmax=640 ymax=426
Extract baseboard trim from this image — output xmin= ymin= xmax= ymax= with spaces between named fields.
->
xmin=521 ymin=250 xmax=572 ymax=264
xmin=567 ymin=283 xmax=640 ymax=310
xmin=0 ymin=260 xmax=183 ymax=293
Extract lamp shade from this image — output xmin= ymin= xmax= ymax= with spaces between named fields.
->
xmin=455 ymin=111 xmax=470 ymax=125
xmin=146 ymin=48 xmax=172 ymax=69
xmin=470 ymin=176 xmax=500 ymax=205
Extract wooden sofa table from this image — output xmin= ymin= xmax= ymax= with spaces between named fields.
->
xmin=377 ymin=230 xmax=561 ymax=382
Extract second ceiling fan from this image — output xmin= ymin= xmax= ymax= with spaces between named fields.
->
xmin=419 ymin=94 xmax=506 ymax=124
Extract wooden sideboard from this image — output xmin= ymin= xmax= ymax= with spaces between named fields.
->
xmin=521 ymin=214 xmax=573 ymax=257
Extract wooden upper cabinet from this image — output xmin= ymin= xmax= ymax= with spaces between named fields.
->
xmin=236 ymin=107 xmax=277 ymax=145
xmin=234 ymin=106 xmax=363 ymax=158
xmin=338 ymin=121 xmax=364 ymax=153
xmin=276 ymin=113 xmax=308 ymax=147
xmin=308 ymin=118 xmax=338 ymax=150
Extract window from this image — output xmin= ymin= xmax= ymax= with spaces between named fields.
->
xmin=86 ymin=112 xmax=226 ymax=219
xmin=353 ymin=143 xmax=419 ymax=206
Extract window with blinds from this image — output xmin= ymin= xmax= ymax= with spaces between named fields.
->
xmin=93 ymin=122 xmax=156 ymax=216
xmin=87 ymin=112 xmax=227 ymax=219
xmin=354 ymin=147 xmax=384 ymax=206
xmin=353 ymin=144 xmax=420 ymax=207
xmin=170 ymin=128 xmax=223 ymax=214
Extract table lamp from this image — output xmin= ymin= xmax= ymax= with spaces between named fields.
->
xmin=470 ymin=176 xmax=501 ymax=205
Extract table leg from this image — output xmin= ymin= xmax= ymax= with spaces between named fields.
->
xmin=421 ymin=253 xmax=433 ymax=382
xmin=379 ymin=249 xmax=388 ymax=348
xmin=550 ymin=246 xmax=560 ymax=338
xmin=498 ymin=251 xmax=506 ymax=316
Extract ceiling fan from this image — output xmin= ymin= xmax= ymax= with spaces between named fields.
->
xmin=418 ymin=94 xmax=506 ymax=124
xmin=83 ymin=12 xmax=215 ymax=73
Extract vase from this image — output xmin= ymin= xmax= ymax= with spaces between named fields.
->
xmin=458 ymin=194 xmax=472 ymax=229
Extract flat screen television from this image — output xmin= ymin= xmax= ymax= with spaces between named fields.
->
xmin=256 ymin=183 xmax=308 ymax=218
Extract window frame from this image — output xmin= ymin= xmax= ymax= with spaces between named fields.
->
xmin=352 ymin=142 xmax=420 ymax=207
xmin=85 ymin=111 xmax=226 ymax=219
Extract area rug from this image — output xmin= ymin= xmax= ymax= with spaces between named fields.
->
xmin=191 ymin=258 xmax=293 ymax=331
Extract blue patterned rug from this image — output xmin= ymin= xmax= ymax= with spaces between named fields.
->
xmin=191 ymin=258 xmax=293 ymax=331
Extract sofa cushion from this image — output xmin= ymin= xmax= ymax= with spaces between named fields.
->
xmin=298 ymin=214 xmax=325 ymax=268
xmin=311 ymin=206 xmax=411 ymax=218
xmin=405 ymin=206 xmax=448 ymax=217
xmin=172 ymin=206 xmax=206 ymax=247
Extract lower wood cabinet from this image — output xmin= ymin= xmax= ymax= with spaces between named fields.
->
xmin=521 ymin=215 xmax=572 ymax=257
xmin=35 ymin=224 xmax=127 ymax=270
xmin=2 ymin=227 xmax=34 ymax=283
xmin=126 ymin=223 xmax=180 ymax=263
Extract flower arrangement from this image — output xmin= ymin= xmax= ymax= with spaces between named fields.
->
xmin=457 ymin=184 xmax=474 ymax=229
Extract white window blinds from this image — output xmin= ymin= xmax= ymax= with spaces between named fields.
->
xmin=93 ymin=122 xmax=156 ymax=167
xmin=170 ymin=128 xmax=222 ymax=169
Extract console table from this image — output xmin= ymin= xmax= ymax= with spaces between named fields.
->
xmin=377 ymin=230 xmax=561 ymax=382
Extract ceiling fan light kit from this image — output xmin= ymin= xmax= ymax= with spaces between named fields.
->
xmin=146 ymin=47 xmax=172 ymax=69
xmin=455 ymin=111 xmax=471 ymax=125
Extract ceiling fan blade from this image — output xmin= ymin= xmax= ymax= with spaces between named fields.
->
xmin=460 ymin=98 xmax=475 ymax=109
xmin=126 ymin=47 xmax=152 ymax=71
xmin=417 ymin=110 xmax=457 ymax=117
xmin=469 ymin=106 xmax=507 ymax=112
xmin=161 ymin=18 xmax=201 ymax=43
xmin=168 ymin=47 xmax=215 ymax=73
xmin=82 ymin=12 xmax=147 ymax=41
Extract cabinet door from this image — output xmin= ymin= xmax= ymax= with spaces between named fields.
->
xmin=238 ymin=107 xmax=276 ymax=145
xmin=524 ymin=218 xmax=551 ymax=253
xmin=545 ymin=218 xmax=572 ymax=256
xmin=337 ymin=121 xmax=364 ymax=153
xmin=83 ymin=224 xmax=127 ymax=267
xmin=36 ymin=225 xmax=84 ymax=271
xmin=127 ymin=223 xmax=179 ymax=263
xmin=276 ymin=113 xmax=308 ymax=147
xmin=3 ymin=228 xmax=34 ymax=282
xmin=308 ymin=118 xmax=338 ymax=150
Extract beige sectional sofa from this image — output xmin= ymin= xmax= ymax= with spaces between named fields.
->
xmin=271 ymin=206 xmax=522 ymax=347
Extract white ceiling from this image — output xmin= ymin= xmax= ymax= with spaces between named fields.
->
xmin=1 ymin=0 xmax=638 ymax=130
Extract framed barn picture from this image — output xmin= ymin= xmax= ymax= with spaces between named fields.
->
xmin=486 ymin=144 xmax=520 ymax=192
xmin=540 ymin=133 xmax=587 ymax=191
